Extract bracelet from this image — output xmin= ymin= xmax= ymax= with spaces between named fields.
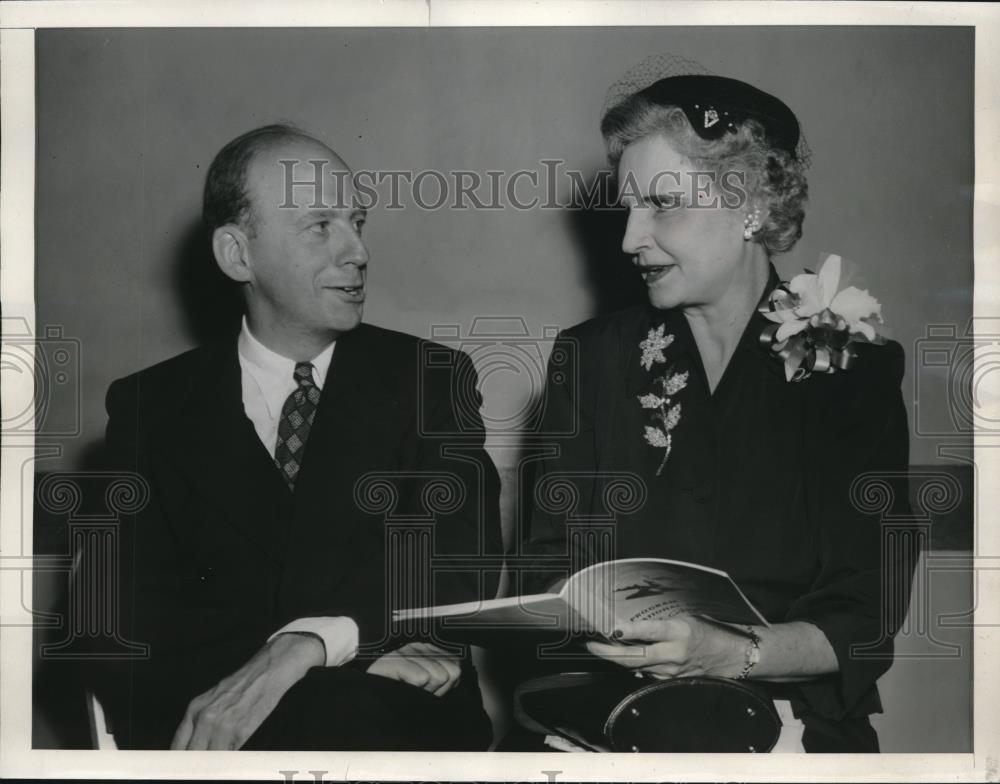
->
xmin=737 ymin=626 xmax=761 ymax=680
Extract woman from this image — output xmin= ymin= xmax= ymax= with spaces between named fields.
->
xmin=518 ymin=70 xmax=914 ymax=752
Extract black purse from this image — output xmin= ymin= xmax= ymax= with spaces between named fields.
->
xmin=514 ymin=671 xmax=781 ymax=753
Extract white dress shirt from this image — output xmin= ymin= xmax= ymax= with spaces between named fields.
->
xmin=237 ymin=317 xmax=359 ymax=667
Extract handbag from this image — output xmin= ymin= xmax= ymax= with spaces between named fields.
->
xmin=514 ymin=671 xmax=781 ymax=753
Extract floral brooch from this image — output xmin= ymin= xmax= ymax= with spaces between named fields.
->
xmin=637 ymin=324 xmax=689 ymax=476
xmin=759 ymin=254 xmax=884 ymax=382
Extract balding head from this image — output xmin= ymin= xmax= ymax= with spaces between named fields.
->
xmin=203 ymin=123 xmax=347 ymax=236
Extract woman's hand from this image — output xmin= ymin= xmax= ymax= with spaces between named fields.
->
xmin=586 ymin=616 xmax=748 ymax=680
xmin=367 ymin=641 xmax=462 ymax=696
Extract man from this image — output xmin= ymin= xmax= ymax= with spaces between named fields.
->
xmin=91 ymin=124 xmax=502 ymax=750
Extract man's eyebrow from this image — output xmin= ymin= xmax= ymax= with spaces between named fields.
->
xmin=299 ymin=208 xmax=336 ymax=220
xmin=298 ymin=207 xmax=367 ymax=221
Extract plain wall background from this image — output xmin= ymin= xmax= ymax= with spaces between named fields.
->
xmin=33 ymin=27 xmax=974 ymax=751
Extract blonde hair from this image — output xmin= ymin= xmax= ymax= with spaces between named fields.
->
xmin=602 ymin=99 xmax=808 ymax=255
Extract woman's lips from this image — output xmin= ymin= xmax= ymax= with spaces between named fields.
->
xmin=639 ymin=266 xmax=672 ymax=285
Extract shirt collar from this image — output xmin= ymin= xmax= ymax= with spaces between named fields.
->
xmin=237 ymin=317 xmax=336 ymax=417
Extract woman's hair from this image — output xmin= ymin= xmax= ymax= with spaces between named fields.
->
xmin=601 ymin=97 xmax=808 ymax=255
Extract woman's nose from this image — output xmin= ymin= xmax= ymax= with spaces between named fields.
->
xmin=621 ymin=209 xmax=650 ymax=255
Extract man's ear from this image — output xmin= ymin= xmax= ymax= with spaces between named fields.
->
xmin=212 ymin=224 xmax=253 ymax=283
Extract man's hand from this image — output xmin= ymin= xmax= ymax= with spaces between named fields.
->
xmin=171 ymin=633 xmax=324 ymax=750
xmin=367 ymin=642 xmax=461 ymax=696
xmin=586 ymin=617 xmax=746 ymax=680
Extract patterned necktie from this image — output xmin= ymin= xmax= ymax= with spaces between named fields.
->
xmin=274 ymin=361 xmax=322 ymax=490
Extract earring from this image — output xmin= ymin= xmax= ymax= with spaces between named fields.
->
xmin=743 ymin=208 xmax=762 ymax=241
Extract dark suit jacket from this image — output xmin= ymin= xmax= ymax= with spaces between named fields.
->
xmin=91 ymin=322 xmax=503 ymax=747
xmin=521 ymin=288 xmax=916 ymax=751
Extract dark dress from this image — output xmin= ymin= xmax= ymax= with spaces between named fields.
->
xmin=518 ymin=270 xmax=916 ymax=752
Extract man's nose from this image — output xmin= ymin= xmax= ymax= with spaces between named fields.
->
xmin=336 ymin=232 xmax=369 ymax=268
xmin=621 ymin=209 xmax=650 ymax=256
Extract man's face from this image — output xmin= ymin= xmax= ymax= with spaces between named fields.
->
xmin=241 ymin=138 xmax=368 ymax=343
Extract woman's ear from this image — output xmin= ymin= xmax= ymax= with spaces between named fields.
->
xmin=742 ymin=201 xmax=768 ymax=240
xmin=212 ymin=224 xmax=253 ymax=283
xmin=755 ymin=203 xmax=771 ymax=230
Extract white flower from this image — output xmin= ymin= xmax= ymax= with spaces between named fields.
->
xmin=761 ymin=289 xmax=801 ymax=329
xmin=638 ymin=393 xmax=665 ymax=409
xmin=639 ymin=325 xmax=674 ymax=371
xmin=644 ymin=426 xmax=669 ymax=448
xmin=664 ymin=403 xmax=681 ymax=430
xmin=830 ymin=286 xmax=883 ymax=341
xmin=788 ymin=254 xmax=842 ymax=318
xmin=664 ymin=371 xmax=689 ymax=396
xmin=763 ymin=254 xmax=882 ymax=343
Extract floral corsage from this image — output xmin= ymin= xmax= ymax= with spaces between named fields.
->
xmin=759 ymin=254 xmax=885 ymax=382
xmin=637 ymin=324 xmax=689 ymax=476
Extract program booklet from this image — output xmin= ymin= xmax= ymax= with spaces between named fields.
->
xmin=392 ymin=557 xmax=768 ymax=645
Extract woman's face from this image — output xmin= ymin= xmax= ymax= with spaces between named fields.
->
xmin=617 ymin=133 xmax=749 ymax=311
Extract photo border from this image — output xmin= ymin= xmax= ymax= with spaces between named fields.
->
xmin=2 ymin=1 xmax=997 ymax=780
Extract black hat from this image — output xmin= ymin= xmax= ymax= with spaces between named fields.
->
xmin=635 ymin=74 xmax=800 ymax=158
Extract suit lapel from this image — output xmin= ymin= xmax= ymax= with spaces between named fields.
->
xmin=285 ymin=326 xmax=407 ymax=584
xmin=158 ymin=339 xmax=291 ymax=562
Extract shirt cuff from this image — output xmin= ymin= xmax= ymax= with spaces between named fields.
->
xmin=267 ymin=617 xmax=359 ymax=667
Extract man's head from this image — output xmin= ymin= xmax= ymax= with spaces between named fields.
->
xmin=204 ymin=124 xmax=368 ymax=358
